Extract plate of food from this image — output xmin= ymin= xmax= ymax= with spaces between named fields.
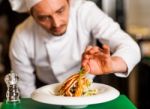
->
xmin=31 ymin=69 xmax=120 ymax=109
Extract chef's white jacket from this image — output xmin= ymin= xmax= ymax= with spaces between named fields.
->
xmin=9 ymin=0 xmax=141 ymax=97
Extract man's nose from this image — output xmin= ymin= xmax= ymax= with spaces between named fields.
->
xmin=52 ymin=16 xmax=61 ymax=27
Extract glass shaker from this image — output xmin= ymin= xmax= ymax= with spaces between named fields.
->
xmin=4 ymin=71 xmax=20 ymax=103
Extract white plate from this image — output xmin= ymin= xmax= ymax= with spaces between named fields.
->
xmin=31 ymin=83 xmax=120 ymax=109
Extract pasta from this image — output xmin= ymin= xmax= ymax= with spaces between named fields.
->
xmin=58 ymin=69 xmax=97 ymax=97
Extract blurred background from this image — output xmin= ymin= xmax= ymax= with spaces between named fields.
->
xmin=0 ymin=0 xmax=150 ymax=109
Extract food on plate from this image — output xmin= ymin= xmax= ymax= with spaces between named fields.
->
xmin=58 ymin=68 xmax=97 ymax=97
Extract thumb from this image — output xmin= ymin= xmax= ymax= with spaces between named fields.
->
xmin=102 ymin=44 xmax=110 ymax=54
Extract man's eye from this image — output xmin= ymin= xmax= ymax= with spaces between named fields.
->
xmin=38 ymin=16 xmax=50 ymax=21
xmin=57 ymin=8 xmax=65 ymax=14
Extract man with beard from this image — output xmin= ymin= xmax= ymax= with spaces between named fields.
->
xmin=9 ymin=0 xmax=141 ymax=97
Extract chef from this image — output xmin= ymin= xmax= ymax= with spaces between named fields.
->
xmin=8 ymin=0 xmax=141 ymax=97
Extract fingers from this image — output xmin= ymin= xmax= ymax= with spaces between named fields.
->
xmin=102 ymin=44 xmax=110 ymax=54
xmin=81 ymin=46 xmax=91 ymax=69
xmin=82 ymin=45 xmax=100 ymax=70
xmin=82 ymin=46 xmax=98 ymax=64
xmin=81 ymin=44 xmax=110 ymax=69
xmin=85 ymin=45 xmax=93 ymax=52
xmin=83 ymin=45 xmax=108 ymax=58
xmin=85 ymin=46 xmax=100 ymax=54
xmin=86 ymin=45 xmax=110 ymax=55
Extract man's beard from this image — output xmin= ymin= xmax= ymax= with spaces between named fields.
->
xmin=51 ymin=31 xmax=66 ymax=36
xmin=48 ymin=25 xmax=67 ymax=36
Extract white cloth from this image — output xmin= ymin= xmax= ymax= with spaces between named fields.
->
xmin=8 ymin=0 xmax=82 ymax=13
xmin=9 ymin=1 xmax=141 ymax=97
xmin=8 ymin=0 xmax=42 ymax=13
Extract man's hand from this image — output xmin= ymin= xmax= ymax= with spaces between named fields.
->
xmin=81 ymin=45 xmax=127 ymax=75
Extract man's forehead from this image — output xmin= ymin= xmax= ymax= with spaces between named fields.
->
xmin=36 ymin=0 xmax=68 ymax=5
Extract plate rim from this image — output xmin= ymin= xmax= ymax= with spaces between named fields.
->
xmin=31 ymin=83 xmax=120 ymax=106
